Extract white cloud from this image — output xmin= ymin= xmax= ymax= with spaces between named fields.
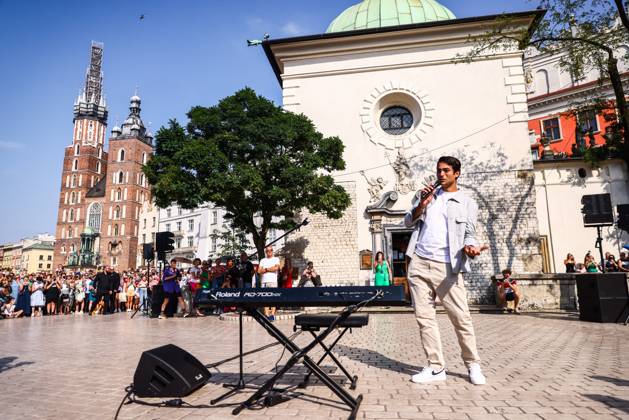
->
xmin=281 ymin=21 xmax=303 ymax=36
xmin=0 ymin=141 xmax=23 ymax=150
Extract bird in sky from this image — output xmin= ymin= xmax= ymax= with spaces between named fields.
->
xmin=139 ymin=14 xmax=146 ymax=20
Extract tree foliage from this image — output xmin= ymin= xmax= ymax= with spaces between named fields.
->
xmin=464 ymin=0 xmax=629 ymax=166
xmin=143 ymin=88 xmax=351 ymax=257
xmin=210 ymin=225 xmax=250 ymax=258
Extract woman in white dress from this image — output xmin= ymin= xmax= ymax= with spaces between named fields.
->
xmin=30 ymin=277 xmax=45 ymax=317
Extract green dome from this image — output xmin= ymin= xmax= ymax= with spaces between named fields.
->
xmin=326 ymin=0 xmax=456 ymax=33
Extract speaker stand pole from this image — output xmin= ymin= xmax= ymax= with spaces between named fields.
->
xmin=596 ymin=226 xmax=605 ymax=273
xmin=130 ymin=261 xmax=153 ymax=319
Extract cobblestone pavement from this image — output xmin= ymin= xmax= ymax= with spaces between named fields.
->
xmin=1 ymin=311 xmax=628 ymax=420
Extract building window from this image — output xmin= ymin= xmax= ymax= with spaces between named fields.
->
xmin=165 ymin=223 xmax=171 ymax=232
xmin=143 ymin=218 xmax=147 ymax=228
xmin=114 ymin=206 xmax=121 ymax=219
xmin=39 ymin=255 xmax=44 ymax=261
xmin=531 ymin=148 xmax=539 ymax=160
xmin=380 ymin=106 xmax=413 ymax=135
xmin=142 ymin=233 xmax=146 ymax=243
xmin=68 ymin=227 xmax=73 ymax=238
xmin=69 ymin=208 xmax=75 ymax=222
xmin=212 ymin=210 xmax=218 ymax=225
xmin=113 ymin=224 xmax=119 ymax=236
xmin=72 ymin=159 xmax=78 ymax=171
xmin=188 ymin=236 xmax=194 ymax=247
xmin=176 ymin=238 xmax=182 ymax=248
xmin=142 ymin=152 xmax=147 ymax=165
xmin=46 ymin=264 xmax=51 ymax=269
xmin=88 ymin=202 xmax=102 ymax=232
xmin=178 ymin=207 xmax=182 ymax=215
xmin=117 ymin=171 xmax=124 ymax=184
xmin=75 ymin=144 xmax=80 ymax=156
xmin=269 ymin=229 xmax=277 ymax=242
xmin=577 ymin=109 xmax=599 ymax=133
xmin=118 ymin=149 xmax=125 ymax=162
xmin=47 ymin=255 xmax=52 ymax=261
xmin=112 ymin=256 xmax=117 ymax=267
xmin=211 ymin=237 xmax=217 ymax=252
xmin=96 ymin=161 xmax=101 ymax=174
xmin=542 ymin=117 xmax=561 ymax=141
xmin=176 ymin=221 xmax=182 ymax=231
xmin=116 ymin=188 xmax=122 ymax=201
xmin=38 ymin=263 xmax=43 ymax=269
xmin=188 ymin=219 xmax=194 ymax=231
xmin=166 ymin=209 xmax=171 ymax=218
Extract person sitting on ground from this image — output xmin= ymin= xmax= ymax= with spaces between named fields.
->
xmin=298 ymin=261 xmax=322 ymax=287
xmin=497 ymin=268 xmax=521 ymax=314
xmin=2 ymin=296 xmax=24 ymax=319
xmin=619 ymin=252 xmax=629 ymax=272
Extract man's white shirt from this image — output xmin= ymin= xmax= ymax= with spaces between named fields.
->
xmin=259 ymin=256 xmax=280 ymax=286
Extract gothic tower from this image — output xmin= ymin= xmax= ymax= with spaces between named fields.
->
xmin=99 ymin=94 xmax=153 ymax=269
xmin=54 ymin=42 xmax=109 ymax=269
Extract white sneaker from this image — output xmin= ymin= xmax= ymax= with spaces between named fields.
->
xmin=468 ymin=363 xmax=486 ymax=385
xmin=411 ymin=367 xmax=446 ymax=384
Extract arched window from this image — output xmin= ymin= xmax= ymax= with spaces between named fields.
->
xmin=74 ymin=144 xmax=80 ymax=155
xmin=118 ymin=171 xmax=124 ymax=184
xmin=68 ymin=227 xmax=73 ymax=238
xmin=142 ymin=152 xmax=147 ymax=165
xmin=96 ymin=161 xmax=101 ymax=174
xmin=113 ymin=224 xmax=119 ymax=236
xmin=114 ymin=206 xmax=121 ymax=219
xmin=98 ymin=147 xmax=103 ymax=159
xmin=70 ymin=191 xmax=77 ymax=204
xmin=61 ymin=245 xmax=66 ymax=254
xmin=116 ymin=188 xmax=122 ymax=201
xmin=88 ymin=202 xmax=102 ymax=232
xmin=71 ymin=174 xmax=77 ymax=188
xmin=72 ymin=159 xmax=78 ymax=171
xmin=534 ymin=69 xmax=550 ymax=95
xmin=118 ymin=149 xmax=125 ymax=162
xmin=139 ymin=173 xmax=145 ymax=187
xmin=69 ymin=208 xmax=75 ymax=222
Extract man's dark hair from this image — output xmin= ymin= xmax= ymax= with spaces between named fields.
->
xmin=437 ymin=156 xmax=461 ymax=175
xmin=502 ymin=268 xmax=512 ymax=276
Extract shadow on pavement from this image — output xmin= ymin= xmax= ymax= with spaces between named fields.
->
xmin=583 ymin=394 xmax=629 ymax=414
xmin=333 ymin=344 xmax=417 ymax=375
xmin=591 ymin=375 xmax=629 ymax=387
xmin=0 ymin=356 xmax=35 ymax=374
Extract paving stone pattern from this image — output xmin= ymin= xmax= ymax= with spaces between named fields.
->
xmin=1 ymin=311 xmax=628 ymax=420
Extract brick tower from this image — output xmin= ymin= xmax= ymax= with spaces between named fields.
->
xmin=98 ymin=94 xmax=153 ymax=269
xmin=53 ymin=42 xmax=109 ymax=269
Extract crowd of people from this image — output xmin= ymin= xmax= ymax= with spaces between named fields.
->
xmin=564 ymin=251 xmax=629 ymax=273
xmin=0 ymin=249 xmax=324 ymax=320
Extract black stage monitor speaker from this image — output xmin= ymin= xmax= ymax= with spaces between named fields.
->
xmin=618 ymin=204 xmax=629 ymax=233
xmin=133 ymin=344 xmax=211 ymax=397
xmin=581 ymin=194 xmax=614 ymax=227
xmin=576 ymin=273 xmax=629 ymax=323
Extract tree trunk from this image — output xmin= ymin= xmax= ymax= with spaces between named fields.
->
xmin=607 ymin=57 xmax=629 ymax=163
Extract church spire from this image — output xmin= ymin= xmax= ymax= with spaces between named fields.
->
xmin=73 ymin=41 xmax=108 ymax=124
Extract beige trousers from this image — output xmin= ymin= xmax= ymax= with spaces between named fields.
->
xmin=407 ymin=254 xmax=481 ymax=370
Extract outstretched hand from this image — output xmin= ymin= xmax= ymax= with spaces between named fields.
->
xmin=464 ymin=244 xmax=489 ymax=258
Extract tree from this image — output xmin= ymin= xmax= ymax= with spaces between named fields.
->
xmin=143 ymin=88 xmax=351 ymax=258
xmin=464 ymin=0 xmax=629 ymax=166
xmin=210 ymin=225 xmax=250 ymax=258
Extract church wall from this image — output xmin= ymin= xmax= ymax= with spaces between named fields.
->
xmin=279 ymin=37 xmax=541 ymax=302
xmin=284 ymin=181 xmax=359 ymax=285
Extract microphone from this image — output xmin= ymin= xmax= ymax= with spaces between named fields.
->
xmin=416 ymin=179 xmax=441 ymax=202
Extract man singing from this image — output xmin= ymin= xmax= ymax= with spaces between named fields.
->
xmin=404 ymin=156 xmax=486 ymax=385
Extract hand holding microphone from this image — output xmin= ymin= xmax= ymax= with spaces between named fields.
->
xmin=417 ymin=179 xmax=441 ymax=209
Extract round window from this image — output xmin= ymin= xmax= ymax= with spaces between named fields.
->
xmin=379 ymin=106 xmax=413 ymax=135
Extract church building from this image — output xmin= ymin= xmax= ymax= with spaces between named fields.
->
xmin=264 ymin=0 xmax=545 ymax=303
xmin=53 ymin=42 xmax=153 ymax=270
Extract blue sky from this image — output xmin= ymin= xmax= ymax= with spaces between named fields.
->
xmin=0 ymin=0 xmax=534 ymax=243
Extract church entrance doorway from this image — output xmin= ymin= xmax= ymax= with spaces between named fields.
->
xmin=389 ymin=231 xmax=412 ymax=299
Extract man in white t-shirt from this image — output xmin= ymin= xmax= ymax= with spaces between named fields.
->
xmin=258 ymin=245 xmax=280 ymax=320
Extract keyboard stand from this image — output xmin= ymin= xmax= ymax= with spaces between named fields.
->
xmin=232 ymin=304 xmax=365 ymax=420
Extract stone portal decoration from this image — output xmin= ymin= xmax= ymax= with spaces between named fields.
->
xmin=360 ymin=170 xmax=387 ymax=203
xmin=386 ymin=151 xmax=416 ymax=194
